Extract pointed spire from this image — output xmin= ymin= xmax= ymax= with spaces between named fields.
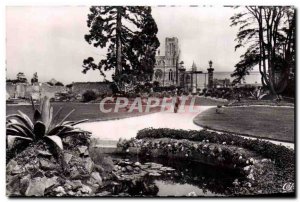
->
xmin=192 ymin=61 xmax=197 ymax=71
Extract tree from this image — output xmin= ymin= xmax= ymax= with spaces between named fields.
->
xmin=230 ymin=6 xmax=295 ymax=95
xmin=16 ymin=72 xmax=27 ymax=83
xmin=55 ymin=82 xmax=64 ymax=86
xmin=82 ymin=90 xmax=97 ymax=102
xmin=31 ymin=72 xmax=38 ymax=84
xmin=82 ymin=6 xmax=159 ymax=89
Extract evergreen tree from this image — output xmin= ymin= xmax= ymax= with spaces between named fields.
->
xmin=82 ymin=6 xmax=159 ymax=90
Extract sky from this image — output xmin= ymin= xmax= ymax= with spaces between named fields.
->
xmin=6 ymin=6 xmax=248 ymax=84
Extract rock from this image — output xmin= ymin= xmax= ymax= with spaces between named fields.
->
xmin=187 ymin=191 xmax=197 ymax=196
xmin=32 ymin=171 xmax=45 ymax=178
xmin=78 ymin=184 xmax=92 ymax=194
xmin=232 ymin=179 xmax=240 ymax=186
xmin=134 ymin=162 xmax=141 ymax=167
xmin=149 ymin=172 xmax=161 ymax=177
xmin=18 ymin=174 xmax=31 ymax=195
xmin=83 ymin=158 xmax=94 ymax=173
xmin=25 ymin=177 xmax=47 ymax=196
xmin=95 ymin=191 xmax=111 ymax=196
xmin=94 ymin=164 xmax=105 ymax=173
xmin=78 ymin=146 xmax=88 ymax=154
xmin=70 ymin=180 xmax=83 ymax=190
xmin=37 ymin=150 xmax=52 ymax=157
xmin=84 ymin=150 xmax=89 ymax=157
xmin=39 ymin=159 xmax=55 ymax=170
xmin=53 ymin=186 xmax=66 ymax=196
xmin=70 ymin=168 xmax=81 ymax=180
xmin=63 ymin=153 xmax=73 ymax=164
xmin=126 ymin=165 xmax=133 ymax=172
xmin=6 ymin=160 xmax=18 ymax=173
xmin=45 ymin=177 xmax=58 ymax=189
xmin=67 ymin=190 xmax=75 ymax=196
xmin=6 ymin=175 xmax=21 ymax=196
xmin=90 ymin=172 xmax=102 ymax=185
xmin=11 ymin=165 xmax=24 ymax=175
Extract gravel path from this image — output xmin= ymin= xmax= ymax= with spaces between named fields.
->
xmin=78 ymin=105 xmax=294 ymax=149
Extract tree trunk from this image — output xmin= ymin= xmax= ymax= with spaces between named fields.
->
xmin=116 ymin=7 xmax=122 ymax=76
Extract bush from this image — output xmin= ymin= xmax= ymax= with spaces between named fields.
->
xmin=82 ymin=90 xmax=97 ymax=102
xmin=136 ymin=128 xmax=294 ymax=169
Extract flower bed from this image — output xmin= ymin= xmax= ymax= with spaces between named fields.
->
xmin=117 ymin=128 xmax=295 ymax=196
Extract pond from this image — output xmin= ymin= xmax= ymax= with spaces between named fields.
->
xmin=109 ymin=154 xmax=244 ymax=197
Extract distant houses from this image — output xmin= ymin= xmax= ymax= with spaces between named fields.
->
xmin=6 ymin=80 xmax=112 ymax=102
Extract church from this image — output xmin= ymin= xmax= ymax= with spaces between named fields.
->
xmin=153 ymin=37 xmax=215 ymax=91
xmin=152 ymin=37 xmax=180 ymax=87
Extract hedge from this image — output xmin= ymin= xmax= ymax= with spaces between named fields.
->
xmin=136 ymin=128 xmax=294 ymax=169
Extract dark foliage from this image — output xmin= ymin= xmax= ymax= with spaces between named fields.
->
xmin=82 ymin=90 xmax=97 ymax=102
xmin=136 ymin=128 xmax=294 ymax=169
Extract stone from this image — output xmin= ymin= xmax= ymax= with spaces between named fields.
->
xmin=25 ymin=177 xmax=47 ymax=196
xmin=32 ymin=170 xmax=45 ymax=178
xmin=126 ymin=165 xmax=133 ymax=172
xmin=79 ymin=184 xmax=92 ymax=194
xmin=53 ymin=186 xmax=66 ymax=196
xmin=39 ymin=159 xmax=55 ymax=170
xmin=63 ymin=153 xmax=73 ymax=164
xmin=187 ymin=191 xmax=197 ymax=196
xmin=45 ymin=176 xmax=58 ymax=189
xmin=11 ymin=165 xmax=24 ymax=175
xmin=6 ymin=160 xmax=18 ymax=173
xmin=78 ymin=146 xmax=88 ymax=155
xmin=84 ymin=158 xmax=94 ymax=173
xmin=70 ymin=180 xmax=83 ymax=190
xmin=94 ymin=164 xmax=105 ymax=173
xmin=84 ymin=150 xmax=90 ymax=157
xmin=67 ymin=191 xmax=76 ymax=196
xmin=37 ymin=150 xmax=52 ymax=157
xmin=19 ymin=174 xmax=31 ymax=195
xmin=148 ymin=172 xmax=161 ymax=177
xmin=134 ymin=162 xmax=141 ymax=167
xmin=95 ymin=191 xmax=111 ymax=196
xmin=90 ymin=172 xmax=102 ymax=185
xmin=70 ymin=169 xmax=81 ymax=180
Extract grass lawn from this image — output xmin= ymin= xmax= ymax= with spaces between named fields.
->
xmin=193 ymin=106 xmax=294 ymax=143
xmin=6 ymin=102 xmax=161 ymax=123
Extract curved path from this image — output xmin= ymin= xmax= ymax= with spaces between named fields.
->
xmin=78 ymin=105 xmax=294 ymax=149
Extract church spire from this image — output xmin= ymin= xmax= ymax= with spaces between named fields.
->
xmin=192 ymin=61 xmax=197 ymax=71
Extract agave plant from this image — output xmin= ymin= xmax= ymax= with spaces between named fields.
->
xmin=6 ymin=96 xmax=89 ymax=152
xmin=249 ymin=88 xmax=267 ymax=100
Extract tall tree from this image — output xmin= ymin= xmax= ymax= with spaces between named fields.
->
xmin=82 ymin=6 xmax=159 ymax=88
xmin=230 ymin=6 xmax=295 ymax=95
xmin=16 ymin=72 xmax=27 ymax=83
xmin=31 ymin=72 xmax=38 ymax=84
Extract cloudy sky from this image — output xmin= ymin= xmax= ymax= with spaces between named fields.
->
xmin=6 ymin=6 xmax=246 ymax=84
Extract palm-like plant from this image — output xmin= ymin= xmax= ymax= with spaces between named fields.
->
xmin=6 ymin=96 xmax=89 ymax=152
xmin=249 ymin=88 xmax=267 ymax=100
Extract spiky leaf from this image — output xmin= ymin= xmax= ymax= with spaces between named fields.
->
xmin=45 ymin=135 xmax=63 ymax=150
xmin=33 ymin=121 xmax=46 ymax=139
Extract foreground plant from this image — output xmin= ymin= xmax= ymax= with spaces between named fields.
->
xmin=6 ymin=96 xmax=89 ymax=155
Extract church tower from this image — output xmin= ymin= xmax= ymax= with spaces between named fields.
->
xmin=152 ymin=37 xmax=180 ymax=87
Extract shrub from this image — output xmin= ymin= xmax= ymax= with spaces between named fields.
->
xmin=6 ymin=96 xmax=89 ymax=160
xmin=82 ymin=90 xmax=97 ymax=102
xmin=136 ymin=128 xmax=294 ymax=168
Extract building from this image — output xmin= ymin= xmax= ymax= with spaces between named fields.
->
xmin=67 ymin=82 xmax=112 ymax=96
xmin=153 ymin=37 xmax=180 ymax=87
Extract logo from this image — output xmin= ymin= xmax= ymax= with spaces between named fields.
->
xmin=282 ymin=182 xmax=294 ymax=192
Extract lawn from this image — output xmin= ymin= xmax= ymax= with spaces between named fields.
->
xmin=6 ymin=102 xmax=161 ymax=123
xmin=193 ymin=106 xmax=295 ymax=143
